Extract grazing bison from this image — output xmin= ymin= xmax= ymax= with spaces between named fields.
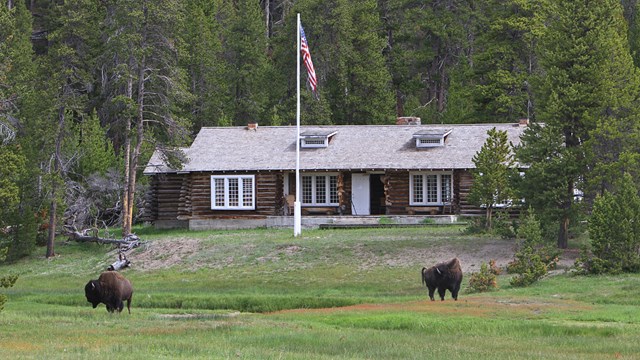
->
xmin=421 ymin=258 xmax=463 ymax=301
xmin=85 ymin=271 xmax=133 ymax=314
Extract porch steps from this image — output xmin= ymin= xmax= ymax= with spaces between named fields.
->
xmin=318 ymin=222 xmax=467 ymax=229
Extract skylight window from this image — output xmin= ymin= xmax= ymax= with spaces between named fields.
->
xmin=413 ymin=129 xmax=452 ymax=148
xmin=300 ymin=130 xmax=337 ymax=148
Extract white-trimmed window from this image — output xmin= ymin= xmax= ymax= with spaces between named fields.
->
xmin=211 ymin=175 xmax=255 ymax=210
xmin=301 ymin=173 xmax=339 ymax=205
xmin=410 ymin=172 xmax=452 ymax=205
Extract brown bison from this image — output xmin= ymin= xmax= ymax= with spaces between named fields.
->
xmin=85 ymin=271 xmax=133 ymax=314
xmin=421 ymin=258 xmax=463 ymax=301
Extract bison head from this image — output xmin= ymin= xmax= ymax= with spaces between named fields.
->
xmin=84 ymin=280 xmax=101 ymax=308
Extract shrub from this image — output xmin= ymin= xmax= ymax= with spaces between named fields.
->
xmin=580 ymin=173 xmax=640 ymax=274
xmin=508 ymin=247 xmax=550 ymax=287
xmin=420 ymin=217 xmax=436 ymax=225
xmin=489 ymin=259 xmax=502 ymax=275
xmin=463 ymin=216 xmax=487 ymax=234
xmin=507 ymin=209 xmax=559 ymax=287
xmin=493 ymin=210 xmax=517 ymax=239
xmin=378 ymin=217 xmax=395 ymax=225
xmin=468 ymin=262 xmax=498 ymax=292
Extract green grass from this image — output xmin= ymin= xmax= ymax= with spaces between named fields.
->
xmin=1 ymin=226 xmax=639 ymax=359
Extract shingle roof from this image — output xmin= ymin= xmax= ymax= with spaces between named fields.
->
xmin=144 ymin=123 xmax=527 ymax=174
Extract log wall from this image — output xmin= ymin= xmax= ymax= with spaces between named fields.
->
xmin=457 ymin=170 xmax=479 ymax=215
xmin=144 ymin=169 xmax=507 ymax=221
xmin=385 ymin=170 xmax=410 ymax=215
xmin=153 ymin=173 xmax=184 ymax=221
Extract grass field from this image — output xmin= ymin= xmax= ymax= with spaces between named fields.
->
xmin=1 ymin=226 xmax=639 ymax=359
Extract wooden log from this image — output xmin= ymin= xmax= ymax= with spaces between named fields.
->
xmin=107 ymin=257 xmax=131 ymax=271
xmin=66 ymin=229 xmax=142 ymax=250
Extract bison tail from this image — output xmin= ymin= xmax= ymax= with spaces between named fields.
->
xmin=421 ymin=267 xmax=427 ymax=285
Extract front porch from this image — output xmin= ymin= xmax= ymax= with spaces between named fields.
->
xmin=152 ymin=214 xmax=461 ymax=231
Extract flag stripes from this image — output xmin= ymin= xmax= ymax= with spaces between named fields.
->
xmin=300 ymin=25 xmax=317 ymax=93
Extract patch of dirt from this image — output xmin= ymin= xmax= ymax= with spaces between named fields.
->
xmin=157 ymin=311 xmax=240 ymax=319
xmin=274 ymin=296 xmax=591 ymax=317
xmin=133 ymin=237 xmax=203 ymax=271
xmin=257 ymin=245 xmax=303 ymax=263
xmin=129 ymin=234 xmax=580 ymax=274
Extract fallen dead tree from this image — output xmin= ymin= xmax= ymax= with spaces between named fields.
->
xmin=65 ymin=227 xmax=143 ymax=270
xmin=66 ymin=229 xmax=141 ymax=248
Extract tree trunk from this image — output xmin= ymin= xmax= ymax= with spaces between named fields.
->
xmin=46 ymin=199 xmax=56 ymax=258
xmin=46 ymin=106 xmax=66 ymax=258
xmin=123 ymin=5 xmax=149 ymax=236
xmin=558 ymin=215 xmax=569 ymax=249
xmin=557 ymin=182 xmax=573 ymax=249
xmin=121 ymin=74 xmax=133 ymax=236
xmin=438 ymin=55 xmax=447 ymax=113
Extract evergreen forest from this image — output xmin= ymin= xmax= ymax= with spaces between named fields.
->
xmin=1 ymin=0 xmax=639 ymax=266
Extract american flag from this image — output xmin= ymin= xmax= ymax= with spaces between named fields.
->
xmin=300 ymin=25 xmax=317 ymax=93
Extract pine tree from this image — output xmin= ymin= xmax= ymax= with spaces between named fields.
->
xmin=298 ymin=0 xmax=393 ymax=124
xmin=471 ymin=0 xmax=542 ymax=123
xmin=38 ymin=0 xmax=102 ymax=257
xmin=469 ymin=128 xmax=516 ymax=230
xmin=74 ymin=110 xmax=118 ymax=178
xmin=1 ymin=1 xmax=45 ymax=260
xmin=181 ymin=0 xmax=229 ymax=132
xmin=530 ymin=0 xmax=639 ymax=248
xmin=99 ymin=0 xmax=192 ymax=236
xmin=220 ymin=0 xmax=271 ymax=125
xmin=379 ymin=0 xmax=473 ymax=122
xmin=587 ymin=173 xmax=640 ymax=273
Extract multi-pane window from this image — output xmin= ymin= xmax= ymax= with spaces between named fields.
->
xmin=409 ymin=172 xmax=453 ymax=205
xmin=412 ymin=174 xmax=423 ymax=203
xmin=441 ymin=174 xmax=452 ymax=202
xmin=301 ymin=174 xmax=339 ymax=205
xmin=211 ymin=175 xmax=255 ymax=210
xmin=426 ymin=175 xmax=438 ymax=203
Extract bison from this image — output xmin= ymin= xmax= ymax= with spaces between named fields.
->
xmin=85 ymin=271 xmax=133 ymax=314
xmin=421 ymin=258 xmax=463 ymax=301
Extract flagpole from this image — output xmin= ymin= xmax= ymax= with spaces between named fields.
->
xmin=294 ymin=13 xmax=302 ymax=237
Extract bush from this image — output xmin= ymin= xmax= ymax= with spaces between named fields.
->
xmin=580 ymin=173 xmax=640 ymax=274
xmin=489 ymin=259 xmax=502 ymax=275
xmin=463 ymin=216 xmax=487 ymax=234
xmin=468 ymin=262 xmax=498 ymax=292
xmin=0 ymin=274 xmax=18 ymax=312
xmin=493 ymin=211 xmax=517 ymax=239
xmin=508 ymin=247 xmax=552 ymax=287
xmin=507 ymin=209 xmax=559 ymax=287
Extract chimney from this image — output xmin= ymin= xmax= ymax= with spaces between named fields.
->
xmin=247 ymin=122 xmax=258 ymax=131
xmin=396 ymin=117 xmax=421 ymax=125
xmin=518 ymin=118 xmax=529 ymax=127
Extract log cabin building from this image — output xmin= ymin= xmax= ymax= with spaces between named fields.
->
xmin=143 ymin=119 xmax=528 ymax=229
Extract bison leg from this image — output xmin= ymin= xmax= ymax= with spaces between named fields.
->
xmin=115 ymin=299 xmax=125 ymax=313
xmin=427 ymin=286 xmax=436 ymax=301
xmin=437 ymin=287 xmax=446 ymax=301
xmin=126 ymin=296 xmax=132 ymax=314
xmin=451 ymin=285 xmax=460 ymax=301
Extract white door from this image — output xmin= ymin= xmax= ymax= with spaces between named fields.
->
xmin=351 ymin=173 xmax=370 ymax=215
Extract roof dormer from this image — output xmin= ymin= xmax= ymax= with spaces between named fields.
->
xmin=413 ymin=129 xmax=452 ymax=148
xmin=300 ymin=130 xmax=337 ymax=148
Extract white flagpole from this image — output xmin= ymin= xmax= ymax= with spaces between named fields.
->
xmin=294 ymin=13 xmax=302 ymax=237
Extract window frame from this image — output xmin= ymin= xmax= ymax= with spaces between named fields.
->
xmin=210 ymin=174 xmax=256 ymax=210
xmin=301 ymin=173 xmax=339 ymax=206
xmin=409 ymin=172 xmax=453 ymax=206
